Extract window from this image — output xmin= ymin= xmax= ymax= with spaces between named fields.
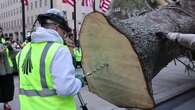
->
xmin=20 ymin=6 xmax=22 ymax=13
xmin=44 ymin=0 xmax=47 ymax=6
xmin=11 ymin=21 xmax=13 ymax=28
xmin=20 ymin=19 xmax=22 ymax=26
xmin=13 ymin=9 xmax=15 ymax=16
xmin=27 ymin=16 xmax=30 ymax=24
xmin=17 ymin=19 xmax=19 ymax=26
xmin=31 ymin=16 xmax=34 ymax=24
xmin=8 ymin=22 xmax=9 ymax=29
xmin=11 ymin=10 xmax=12 ymax=16
xmin=7 ymin=0 xmax=9 ymax=5
xmin=16 ymin=8 xmax=19 ymax=14
xmin=35 ymin=1 xmax=37 ymax=8
xmin=14 ymin=20 xmax=16 ymax=27
xmin=40 ymin=0 xmax=42 ymax=8
xmin=31 ymin=2 xmax=33 ymax=10
xmin=9 ymin=11 xmax=10 ymax=17
xmin=27 ymin=4 xmax=29 ymax=11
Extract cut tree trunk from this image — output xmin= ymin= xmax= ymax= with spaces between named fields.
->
xmin=80 ymin=12 xmax=154 ymax=109
xmin=80 ymin=0 xmax=195 ymax=109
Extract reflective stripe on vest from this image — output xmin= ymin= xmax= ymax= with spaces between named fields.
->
xmin=6 ymin=48 xmax=13 ymax=67
xmin=18 ymin=42 xmax=55 ymax=96
xmin=40 ymin=43 xmax=52 ymax=89
xmin=19 ymin=88 xmax=57 ymax=96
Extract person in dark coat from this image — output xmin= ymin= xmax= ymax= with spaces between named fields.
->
xmin=0 ymin=27 xmax=14 ymax=110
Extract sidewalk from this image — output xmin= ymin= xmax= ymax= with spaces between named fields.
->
xmin=153 ymin=58 xmax=195 ymax=104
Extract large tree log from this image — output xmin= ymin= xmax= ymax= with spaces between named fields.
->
xmin=80 ymin=13 xmax=154 ymax=109
xmin=80 ymin=0 xmax=195 ymax=109
xmin=108 ymin=0 xmax=195 ymax=81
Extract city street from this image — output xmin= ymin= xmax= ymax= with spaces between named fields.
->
xmin=155 ymin=88 xmax=195 ymax=110
xmin=1 ymin=58 xmax=195 ymax=110
xmin=1 ymin=0 xmax=195 ymax=110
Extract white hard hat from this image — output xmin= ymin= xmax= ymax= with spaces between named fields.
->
xmin=37 ymin=8 xmax=71 ymax=32
xmin=46 ymin=9 xmax=65 ymax=19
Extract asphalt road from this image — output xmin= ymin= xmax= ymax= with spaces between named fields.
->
xmin=155 ymin=88 xmax=195 ymax=110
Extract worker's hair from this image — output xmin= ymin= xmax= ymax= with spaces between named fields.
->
xmin=0 ymin=27 xmax=2 ymax=30
xmin=41 ymin=19 xmax=57 ymax=29
xmin=42 ymin=23 xmax=56 ymax=29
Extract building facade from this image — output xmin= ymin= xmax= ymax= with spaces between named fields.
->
xmin=0 ymin=0 xmax=98 ymax=42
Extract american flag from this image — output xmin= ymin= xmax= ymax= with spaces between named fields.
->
xmin=62 ymin=0 xmax=75 ymax=6
xmin=23 ymin=0 xmax=29 ymax=6
xmin=100 ymin=0 xmax=112 ymax=12
xmin=82 ymin=0 xmax=94 ymax=7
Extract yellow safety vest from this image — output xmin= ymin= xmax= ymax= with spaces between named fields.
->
xmin=73 ymin=47 xmax=82 ymax=62
xmin=1 ymin=37 xmax=13 ymax=68
xmin=16 ymin=42 xmax=76 ymax=110
xmin=1 ymin=37 xmax=6 ymax=44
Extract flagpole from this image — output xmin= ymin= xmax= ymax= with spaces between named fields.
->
xmin=21 ymin=0 xmax=26 ymax=41
xmin=93 ymin=0 xmax=96 ymax=11
xmin=73 ymin=0 xmax=77 ymax=44
xmin=50 ymin=0 xmax=53 ymax=8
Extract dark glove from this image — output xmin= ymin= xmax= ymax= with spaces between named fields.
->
xmin=76 ymin=73 xmax=86 ymax=87
xmin=155 ymin=32 xmax=168 ymax=40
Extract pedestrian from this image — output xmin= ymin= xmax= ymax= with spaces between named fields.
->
xmin=73 ymin=42 xmax=82 ymax=68
xmin=0 ymin=27 xmax=14 ymax=110
xmin=16 ymin=9 xmax=85 ymax=110
xmin=10 ymin=38 xmax=21 ymax=75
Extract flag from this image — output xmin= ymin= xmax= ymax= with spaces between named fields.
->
xmin=62 ymin=0 xmax=75 ymax=6
xmin=82 ymin=0 xmax=94 ymax=7
xmin=23 ymin=0 xmax=28 ymax=6
xmin=100 ymin=0 xmax=112 ymax=12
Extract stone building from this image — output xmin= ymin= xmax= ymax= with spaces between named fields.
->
xmin=0 ymin=0 xmax=95 ymax=42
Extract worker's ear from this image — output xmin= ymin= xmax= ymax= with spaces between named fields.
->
xmin=54 ymin=25 xmax=59 ymax=31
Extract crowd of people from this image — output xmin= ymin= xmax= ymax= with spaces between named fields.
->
xmin=0 ymin=27 xmax=21 ymax=110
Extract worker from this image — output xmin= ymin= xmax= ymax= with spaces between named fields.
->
xmin=16 ymin=9 xmax=85 ymax=110
xmin=73 ymin=42 xmax=82 ymax=68
xmin=0 ymin=27 xmax=14 ymax=110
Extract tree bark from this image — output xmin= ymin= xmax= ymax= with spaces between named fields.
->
xmin=108 ymin=0 xmax=195 ymax=81
xmin=80 ymin=13 xmax=155 ymax=109
xmin=80 ymin=0 xmax=195 ymax=109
